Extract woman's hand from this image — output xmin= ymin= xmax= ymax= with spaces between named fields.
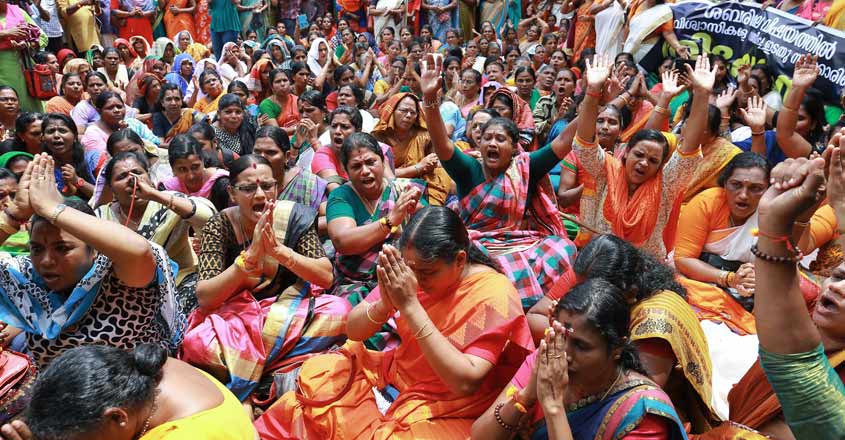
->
xmin=685 ymin=54 xmax=717 ymax=93
xmin=715 ymin=86 xmax=737 ymax=113
xmin=377 ymin=244 xmax=420 ymax=312
xmin=675 ymin=45 xmax=690 ymax=60
xmin=28 ymin=155 xmax=65 ymax=219
xmin=536 ymin=321 xmax=569 ymax=416
xmin=0 ymin=420 xmax=32 ymax=440
xmin=740 ymin=95 xmax=768 ymax=132
xmin=419 ymin=153 xmax=439 ymax=175
xmin=0 ymin=26 xmax=28 ymax=41
xmin=731 ymin=263 xmax=756 ymax=297
xmin=242 ymin=201 xmax=273 ymax=274
xmin=585 ymin=54 xmax=612 ymax=91
xmin=828 ymin=135 xmax=845 ymax=214
xmin=7 ymin=159 xmax=35 ymax=221
xmin=129 ymin=174 xmax=158 ymax=201
xmin=791 ymin=54 xmax=819 ymax=89
xmin=60 ymin=164 xmax=79 ymax=189
xmin=387 ymin=186 xmax=421 ymax=227
xmin=420 ymin=54 xmax=443 ymax=99
xmin=736 ymin=64 xmax=751 ymax=88
xmin=759 ymin=157 xmax=827 ymax=234
xmin=661 ymin=69 xmax=685 ymax=98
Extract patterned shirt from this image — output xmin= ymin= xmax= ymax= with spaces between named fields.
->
xmin=28 ymin=0 xmax=63 ymax=38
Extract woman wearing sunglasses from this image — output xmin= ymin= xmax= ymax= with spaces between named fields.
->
xmin=179 ymin=154 xmax=349 ymax=407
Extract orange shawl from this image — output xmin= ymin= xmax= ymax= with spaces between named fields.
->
xmin=485 ymin=87 xmax=537 ymax=151
xmin=602 ymin=156 xmax=663 ymax=247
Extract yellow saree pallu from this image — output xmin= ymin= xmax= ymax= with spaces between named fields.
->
xmin=630 ymin=291 xmax=718 ymax=433
xmin=684 ymin=138 xmax=741 ymax=203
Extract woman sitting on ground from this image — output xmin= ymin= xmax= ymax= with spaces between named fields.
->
xmin=420 ymin=54 xmax=576 ymax=311
xmin=0 ymin=154 xmax=181 ymax=368
xmin=532 ymin=234 xmax=718 ymax=433
xmin=96 ymin=151 xmax=216 ymax=315
xmin=372 ymin=92 xmax=452 ymax=206
xmin=0 ymin=344 xmax=255 ymax=440
xmin=179 ymin=155 xmax=349 ymax=402
xmin=253 ymin=126 xmax=329 ymax=233
xmin=572 ymin=54 xmax=707 ymax=259
xmin=211 ymin=93 xmax=256 ymax=155
xmin=255 ymin=206 xmax=533 ymax=439
xmin=472 ymin=278 xmax=688 ymax=439
xmin=159 ymin=135 xmax=231 ymax=212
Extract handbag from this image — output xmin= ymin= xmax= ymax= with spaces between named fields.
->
xmin=22 ymin=46 xmax=57 ymax=100
xmin=0 ymin=348 xmax=36 ymax=424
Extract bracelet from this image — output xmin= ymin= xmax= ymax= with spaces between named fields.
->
xmin=585 ymin=89 xmax=602 ymax=99
xmin=751 ymin=243 xmax=802 ymax=264
xmin=752 ymin=228 xmax=803 ymax=259
xmin=781 ymin=105 xmax=798 ymax=113
xmin=365 ymin=301 xmax=389 ymax=325
xmin=180 ymin=198 xmax=197 ymax=219
xmin=167 ymin=194 xmax=175 ymax=211
xmin=653 ymin=105 xmax=669 ymax=115
xmin=718 ymin=270 xmax=728 ymax=287
xmin=76 ymin=177 xmax=85 ymax=188
xmin=49 ymin=203 xmax=67 ymax=225
xmin=751 ymin=130 xmax=765 ymax=136
xmin=794 ymin=219 xmax=810 ymax=228
xmin=726 ymin=271 xmax=736 ymax=287
xmin=422 ymin=100 xmax=438 ymax=109
xmin=4 ymin=208 xmax=25 ymax=224
xmin=236 ymin=250 xmax=259 ymax=273
xmin=494 ymin=402 xmax=519 ymax=432
xmin=413 ymin=322 xmax=431 ymax=339
xmin=379 ymin=216 xmax=400 ymax=235
xmin=506 ymin=386 xmax=530 ymax=413
xmin=574 ymin=134 xmax=597 ymax=148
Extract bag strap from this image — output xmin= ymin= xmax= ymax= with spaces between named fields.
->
xmin=295 ymin=348 xmax=358 ymax=407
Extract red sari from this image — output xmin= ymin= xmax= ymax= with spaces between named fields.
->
xmin=254 ymin=270 xmax=533 ymax=439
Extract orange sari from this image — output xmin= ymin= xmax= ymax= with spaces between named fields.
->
xmin=194 ymin=0 xmax=210 ymax=45
xmin=163 ymin=0 xmax=196 ymax=40
xmin=254 ymin=270 xmax=533 ymax=439
xmin=571 ymin=1 xmax=596 ymax=63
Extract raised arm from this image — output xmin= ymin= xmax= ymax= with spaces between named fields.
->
xmin=740 ymin=95 xmax=770 ymax=156
xmin=775 ymin=54 xmax=816 ymax=159
xmin=645 ymin=69 xmax=685 ymax=131
xmin=420 ymin=54 xmax=456 ymax=162
xmin=755 ymin=157 xmax=826 ymax=354
xmin=575 ymin=54 xmax=612 ymax=145
xmin=681 ymin=55 xmax=717 ymax=155
xmin=25 ymin=154 xmax=156 ymax=288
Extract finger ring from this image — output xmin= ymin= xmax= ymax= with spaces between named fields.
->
xmin=550 ymin=355 xmax=562 ymax=359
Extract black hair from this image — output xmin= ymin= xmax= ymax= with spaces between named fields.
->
xmin=31 ymin=195 xmax=95 ymax=229
xmin=598 ymin=104 xmax=632 ymax=132
xmin=198 ymin=69 xmax=221 ymax=91
xmin=541 ymin=33 xmax=558 ymax=45
xmin=615 ymin=52 xmax=635 ymax=65
xmin=290 ymin=61 xmax=310 ymax=77
xmin=167 ymin=133 xmax=204 ymax=166
xmin=717 ymin=151 xmax=770 ymax=187
xmin=188 ymin=122 xmax=214 ymax=143
xmin=340 ymin=132 xmax=383 ymax=167
xmin=468 ymin=107 xmax=501 ymax=122
xmin=94 ymin=90 xmax=123 ymax=110
xmin=216 ymin=93 xmax=256 ymax=154
xmin=0 ymin=86 xmax=17 ymax=98
xmin=157 ymin=82 xmax=183 ymax=109
xmin=461 ymin=68 xmax=482 ymax=86
xmin=483 ymin=58 xmax=506 ymax=73
xmin=400 ymin=206 xmax=500 ymax=271
xmin=491 ymin=93 xmax=514 ymax=114
xmin=3 ymin=154 xmax=31 ymax=177
xmin=106 ymin=128 xmax=145 ymax=157
xmin=802 ymin=88 xmax=826 ymax=146
xmin=573 ymin=234 xmax=685 ymax=300
xmin=268 ymin=67 xmax=291 ymax=88
xmin=103 ymin=150 xmax=149 ymax=186
xmin=252 ymin=49 xmax=266 ymax=64
xmin=228 ymin=154 xmax=271 ymax=183
xmin=706 ymin=104 xmax=722 ymax=136
xmin=102 ymin=47 xmax=120 ymax=59
xmin=12 ymin=112 xmax=44 ymax=148
xmin=26 ymin=344 xmax=167 ymax=440
xmin=299 ymin=89 xmax=327 ymax=112
xmin=330 ymin=105 xmax=363 ymax=131
xmin=333 ymin=64 xmax=356 ymax=85
xmin=255 ymin=125 xmax=291 ymax=154
xmin=40 ymin=114 xmax=94 ymax=184
xmin=481 ymin=117 xmax=519 ymax=144
xmin=34 ymin=51 xmax=53 ymax=65
xmin=226 ymin=79 xmax=249 ymax=96
xmin=514 ymin=65 xmax=536 ymax=80
xmin=59 ymin=72 xmax=82 ymax=96
xmin=626 ymin=129 xmax=670 ymax=163
xmin=338 ymin=84 xmax=364 ymax=108
xmin=555 ymin=278 xmax=646 ymax=375
xmin=391 ymin=55 xmax=408 ymax=70
xmin=85 ymin=71 xmax=108 ymax=88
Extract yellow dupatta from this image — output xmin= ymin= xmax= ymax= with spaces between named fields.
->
xmin=683 ymin=137 xmax=741 ymax=203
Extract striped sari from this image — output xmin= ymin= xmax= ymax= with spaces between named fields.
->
xmin=278 ymin=168 xmax=328 ymax=212
xmin=179 ymin=201 xmax=350 ymax=401
xmin=457 ymin=153 xmax=576 ymax=310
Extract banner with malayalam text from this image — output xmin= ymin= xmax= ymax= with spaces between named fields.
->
xmin=638 ymin=1 xmax=845 ymax=104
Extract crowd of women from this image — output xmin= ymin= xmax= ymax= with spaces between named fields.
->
xmin=0 ymin=0 xmax=844 ymax=437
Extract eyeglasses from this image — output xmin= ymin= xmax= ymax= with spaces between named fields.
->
xmin=233 ymin=180 xmax=277 ymax=195
xmin=726 ymin=180 xmax=767 ymax=195
xmin=395 ymin=108 xmax=418 ymax=117
xmin=0 ymin=191 xmax=16 ymax=200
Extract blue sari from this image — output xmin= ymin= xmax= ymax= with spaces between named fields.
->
xmin=531 ymin=379 xmax=688 ymax=440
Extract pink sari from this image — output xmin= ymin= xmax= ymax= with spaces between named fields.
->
xmin=161 ymin=169 xmax=229 ymax=198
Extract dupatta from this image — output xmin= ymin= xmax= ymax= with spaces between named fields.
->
xmin=162 ymin=169 xmax=229 ymax=198
xmin=486 ymin=88 xmax=537 ymax=150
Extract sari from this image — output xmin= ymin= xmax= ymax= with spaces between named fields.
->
xmin=44 ymin=96 xmax=77 ymax=115
xmin=185 ymin=42 xmax=210 ymax=61
xmin=683 ymin=138 xmax=741 ymax=203
xmin=254 ymin=269 xmax=534 ymax=440
xmin=807 ymin=204 xmax=841 ymax=278
xmin=194 ymin=0 xmax=210 ymax=45
xmin=152 ymin=37 xmax=178 ymax=61
xmin=238 ymin=0 xmax=265 ymax=40
xmin=152 ymin=108 xmax=196 ymax=141
xmin=372 ymin=0 xmax=404 ymax=39
xmin=797 ymin=0 xmax=833 ymax=21
xmin=161 ymin=169 xmax=229 ymax=199
xmin=0 ymin=5 xmax=46 ymax=113
xmin=622 ymin=2 xmax=673 ymax=62
xmin=480 ymin=0 xmax=519 ymax=30
xmin=278 ymin=168 xmax=328 ymax=212
xmin=127 ymin=36 xmax=152 ymax=72
xmin=259 ymin=95 xmax=300 ymax=130
xmin=571 ymin=1 xmax=596 ymax=63
xmin=141 ymin=370 xmax=256 ymax=440
xmin=486 ymin=88 xmax=537 ymax=150
xmin=56 ymin=0 xmax=100 ymax=52
xmin=457 ymin=152 xmax=576 ymax=310
xmin=96 ymin=192 xmax=215 ymax=314
xmin=619 ymin=101 xmax=660 ymax=142
xmin=194 ymin=92 xmax=223 ymax=114
xmin=326 ymin=178 xmax=426 ymax=350
xmin=179 ymin=201 xmax=351 ymax=400
xmin=163 ymin=0 xmax=196 ymax=40
xmin=116 ymin=0 xmax=155 ymax=42
xmin=245 ymin=59 xmax=273 ymax=104
xmin=372 ymin=93 xmax=452 ymax=206
xmin=825 ymin=0 xmax=845 ymax=29
xmin=164 ymin=53 xmax=195 ymax=97
xmin=702 ymin=349 xmax=845 ymax=438
xmin=631 ymin=291 xmax=717 ymax=433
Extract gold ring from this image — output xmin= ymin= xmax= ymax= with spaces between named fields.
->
xmin=550 ymin=355 xmax=562 ymax=359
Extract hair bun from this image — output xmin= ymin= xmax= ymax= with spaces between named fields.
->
xmin=132 ymin=344 xmax=167 ymax=378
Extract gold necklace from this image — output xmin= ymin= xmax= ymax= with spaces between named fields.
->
xmin=600 ymin=369 xmax=624 ymax=402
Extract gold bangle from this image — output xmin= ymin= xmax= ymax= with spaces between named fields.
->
xmin=794 ymin=220 xmax=810 ymax=228
xmin=168 ymin=194 xmax=175 ymax=211
xmin=422 ymin=100 xmax=438 ymax=109
xmin=417 ymin=326 xmax=436 ymax=339
xmin=413 ymin=322 xmax=431 ymax=339
xmin=727 ymin=271 xmax=736 ymax=287
xmin=653 ymin=106 xmax=669 ymax=115
xmin=365 ymin=302 xmax=388 ymax=325
xmin=781 ymin=105 xmax=798 ymax=113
